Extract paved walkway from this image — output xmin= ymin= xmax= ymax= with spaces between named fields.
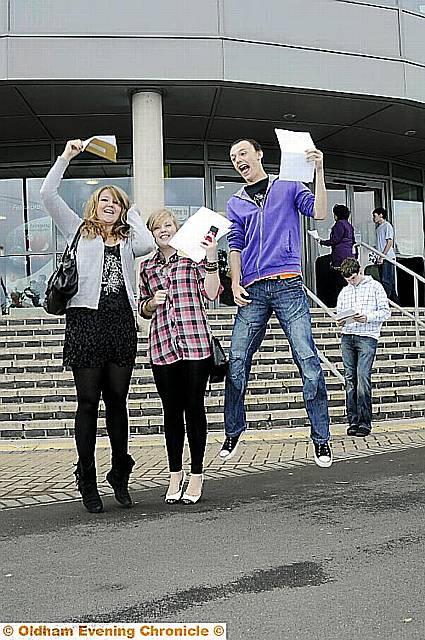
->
xmin=0 ymin=420 xmax=424 ymax=511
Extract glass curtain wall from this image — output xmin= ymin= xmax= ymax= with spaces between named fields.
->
xmin=1 ymin=161 xmax=424 ymax=312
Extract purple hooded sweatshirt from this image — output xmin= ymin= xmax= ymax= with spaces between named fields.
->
xmin=320 ymin=219 xmax=355 ymax=267
xmin=227 ymin=175 xmax=315 ymax=287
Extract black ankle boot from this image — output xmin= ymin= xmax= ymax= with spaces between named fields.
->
xmin=106 ymin=454 xmax=135 ymax=508
xmin=74 ymin=461 xmax=103 ymax=514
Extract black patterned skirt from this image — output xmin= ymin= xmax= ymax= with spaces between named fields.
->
xmin=63 ymin=293 xmax=137 ymax=368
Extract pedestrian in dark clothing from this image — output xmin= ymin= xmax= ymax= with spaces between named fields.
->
xmin=319 ymin=204 xmax=356 ymax=306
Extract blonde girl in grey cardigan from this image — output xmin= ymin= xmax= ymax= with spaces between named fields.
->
xmin=41 ymin=139 xmax=154 ymax=514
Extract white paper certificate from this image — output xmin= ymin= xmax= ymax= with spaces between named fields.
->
xmin=307 ymin=229 xmax=320 ymax=241
xmin=169 ymin=206 xmax=231 ymax=263
xmin=275 ymin=128 xmax=316 ymax=182
xmin=336 ymin=308 xmax=358 ymax=321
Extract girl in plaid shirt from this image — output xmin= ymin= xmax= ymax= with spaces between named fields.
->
xmin=139 ymin=209 xmax=221 ymax=504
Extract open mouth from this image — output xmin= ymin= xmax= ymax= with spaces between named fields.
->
xmin=238 ymin=163 xmax=250 ymax=177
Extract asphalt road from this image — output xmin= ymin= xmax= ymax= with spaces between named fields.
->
xmin=1 ymin=447 xmax=424 ymax=640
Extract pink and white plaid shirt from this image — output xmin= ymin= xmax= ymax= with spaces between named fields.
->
xmin=139 ymin=251 xmax=221 ymax=365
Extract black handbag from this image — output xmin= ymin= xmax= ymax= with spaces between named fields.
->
xmin=209 ymin=335 xmax=228 ymax=384
xmin=44 ymin=224 xmax=83 ymax=315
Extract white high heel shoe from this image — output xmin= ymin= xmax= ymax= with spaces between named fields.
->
xmin=182 ymin=473 xmax=204 ymax=505
xmin=165 ymin=471 xmax=186 ymax=504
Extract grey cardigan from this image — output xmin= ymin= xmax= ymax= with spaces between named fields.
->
xmin=40 ymin=157 xmax=155 ymax=310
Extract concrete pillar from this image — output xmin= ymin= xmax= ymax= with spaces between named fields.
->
xmin=131 ymin=91 xmax=164 ymax=335
xmin=132 ymin=91 xmax=164 ymax=220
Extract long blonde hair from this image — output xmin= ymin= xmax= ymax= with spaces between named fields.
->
xmin=81 ymin=185 xmax=131 ymax=241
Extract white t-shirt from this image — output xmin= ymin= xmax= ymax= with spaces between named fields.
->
xmin=375 ymin=221 xmax=396 ymax=260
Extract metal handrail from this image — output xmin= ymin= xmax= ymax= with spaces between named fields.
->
xmin=357 ymin=240 xmax=425 ymax=348
xmin=388 ymin=299 xmax=425 ymax=330
xmin=304 ymin=285 xmax=345 ymax=384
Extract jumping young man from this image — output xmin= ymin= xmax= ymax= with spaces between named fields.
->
xmin=219 ymin=138 xmax=332 ymax=468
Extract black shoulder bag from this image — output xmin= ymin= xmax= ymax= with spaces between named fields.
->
xmin=44 ymin=223 xmax=84 ymax=316
xmin=209 ymin=335 xmax=228 ymax=384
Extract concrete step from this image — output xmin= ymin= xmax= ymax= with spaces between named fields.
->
xmin=2 ymin=330 xmax=424 ymax=350
xmin=1 ymin=382 xmax=423 ymax=422
xmin=1 ymin=398 xmax=424 ymax=439
xmin=1 ymin=370 xmax=423 ymax=401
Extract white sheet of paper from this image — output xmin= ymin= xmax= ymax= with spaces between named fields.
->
xmin=336 ymin=308 xmax=358 ymax=321
xmin=307 ymin=229 xmax=320 ymax=240
xmin=275 ymin=128 xmax=315 ymax=182
xmin=169 ymin=206 xmax=231 ymax=263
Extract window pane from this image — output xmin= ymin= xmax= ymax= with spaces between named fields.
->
xmin=0 ymin=179 xmax=25 ymax=254
xmin=400 ymin=1 xmax=425 ymax=14
xmin=1 ymin=255 xmax=27 ymax=307
xmin=26 ymin=179 xmax=54 ymax=255
xmin=393 ymin=182 xmax=424 ymax=256
xmin=165 ymin=177 xmax=205 ymax=225
xmin=353 ymin=186 xmax=383 ymax=248
xmin=392 ymin=163 xmax=422 ymax=183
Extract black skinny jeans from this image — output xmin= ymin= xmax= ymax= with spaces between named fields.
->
xmin=72 ymin=363 xmax=133 ymax=469
xmin=152 ymin=358 xmax=211 ymax=474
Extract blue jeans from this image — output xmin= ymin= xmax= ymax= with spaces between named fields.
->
xmin=341 ymin=334 xmax=377 ymax=430
xmin=224 ymin=277 xmax=330 ymax=444
xmin=378 ymin=261 xmax=398 ymax=303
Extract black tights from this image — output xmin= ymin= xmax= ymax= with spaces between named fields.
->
xmin=72 ymin=363 xmax=133 ymax=469
xmin=152 ymin=358 xmax=211 ymax=474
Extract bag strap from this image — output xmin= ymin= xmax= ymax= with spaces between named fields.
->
xmin=67 ymin=222 xmax=85 ymax=256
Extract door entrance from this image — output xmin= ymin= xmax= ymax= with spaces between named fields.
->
xmin=305 ymin=178 xmax=385 ymax=301
xmin=212 ymin=169 xmax=244 ymax=305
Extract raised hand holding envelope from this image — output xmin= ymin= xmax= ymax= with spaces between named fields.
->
xmin=82 ymin=135 xmax=117 ymax=162
xmin=275 ymin=128 xmax=316 ymax=182
xmin=169 ymin=206 xmax=231 ymax=263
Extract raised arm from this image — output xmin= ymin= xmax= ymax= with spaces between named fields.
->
xmin=306 ymin=149 xmax=327 ymax=221
xmin=40 ymin=140 xmax=84 ymax=240
xmin=126 ymin=206 xmax=155 ymax=257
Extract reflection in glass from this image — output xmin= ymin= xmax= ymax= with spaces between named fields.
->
xmin=0 ymin=254 xmax=53 ymax=308
xmin=165 ymin=177 xmax=205 ymax=225
xmin=393 ymin=182 xmax=424 ymax=256
xmin=26 ymin=179 xmax=53 ymax=254
xmin=0 ymin=180 xmax=25 ymax=255
xmin=353 ymin=186 xmax=382 ymax=248
xmin=401 ymin=1 xmax=425 ymax=14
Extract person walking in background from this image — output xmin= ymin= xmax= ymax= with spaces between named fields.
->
xmin=219 ymin=138 xmax=333 ymax=468
xmin=337 ymin=258 xmax=390 ymax=438
xmin=372 ymin=207 xmax=398 ymax=303
xmin=139 ymin=209 xmax=221 ymax=505
xmin=40 ymin=139 xmax=154 ymax=514
xmin=319 ymin=204 xmax=356 ymax=306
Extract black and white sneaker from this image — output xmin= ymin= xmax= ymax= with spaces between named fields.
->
xmin=219 ymin=435 xmax=241 ymax=461
xmin=314 ymin=442 xmax=333 ymax=468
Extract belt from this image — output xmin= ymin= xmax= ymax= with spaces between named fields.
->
xmin=266 ymin=273 xmax=299 ymax=280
